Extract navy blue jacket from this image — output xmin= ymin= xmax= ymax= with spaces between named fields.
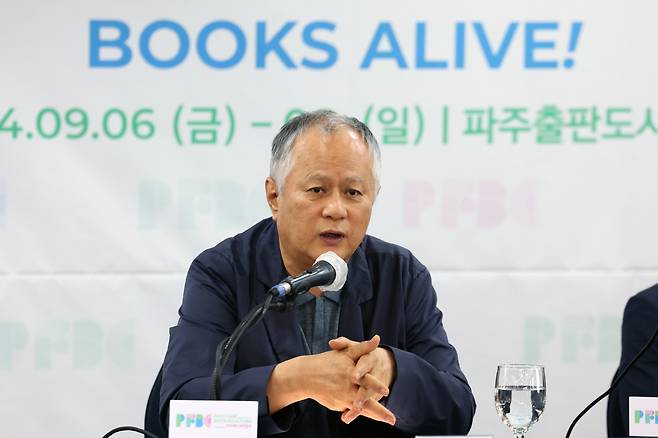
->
xmin=160 ymin=218 xmax=476 ymax=437
xmin=607 ymin=283 xmax=658 ymax=437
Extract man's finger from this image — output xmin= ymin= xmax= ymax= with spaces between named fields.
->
xmin=352 ymin=354 xmax=376 ymax=382
xmin=341 ymin=407 xmax=361 ymax=424
xmin=351 ymin=379 xmax=388 ymax=418
xmin=360 ymin=398 xmax=396 ymax=426
xmin=354 ymin=373 xmax=389 ymax=400
xmin=341 ymin=376 xmax=392 ymax=425
xmin=328 ymin=336 xmax=355 ymax=351
xmin=342 ymin=394 xmax=394 ymax=426
xmin=351 ymin=385 xmax=371 ymax=410
xmin=344 ymin=335 xmax=380 ymax=360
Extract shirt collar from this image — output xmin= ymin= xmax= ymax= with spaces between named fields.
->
xmin=295 ymin=288 xmax=342 ymax=306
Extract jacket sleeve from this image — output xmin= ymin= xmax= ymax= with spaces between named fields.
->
xmin=607 ymin=290 xmax=658 ymax=437
xmin=159 ymin=254 xmax=299 ymax=436
xmin=383 ymin=267 xmax=476 ymax=435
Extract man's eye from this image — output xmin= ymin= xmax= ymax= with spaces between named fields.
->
xmin=347 ymin=189 xmax=363 ymax=197
xmin=308 ymin=187 xmax=323 ymax=194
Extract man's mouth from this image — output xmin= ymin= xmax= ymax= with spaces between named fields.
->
xmin=320 ymin=231 xmax=345 ymax=241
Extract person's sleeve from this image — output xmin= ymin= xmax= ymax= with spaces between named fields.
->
xmin=158 ymin=254 xmax=301 ymax=436
xmin=607 ymin=291 xmax=658 ymax=437
xmin=620 ymin=293 xmax=658 ymax=368
xmin=383 ymin=266 xmax=476 ymax=435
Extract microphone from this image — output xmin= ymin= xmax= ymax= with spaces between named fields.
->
xmin=270 ymin=251 xmax=348 ymax=298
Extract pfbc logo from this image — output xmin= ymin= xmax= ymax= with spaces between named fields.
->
xmin=169 ymin=400 xmax=257 ymax=436
xmin=630 ymin=397 xmax=658 ymax=437
xmin=635 ymin=410 xmax=658 ymax=425
xmin=174 ymin=413 xmax=253 ymax=429
xmin=175 ymin=414 xmax=212 ymax=428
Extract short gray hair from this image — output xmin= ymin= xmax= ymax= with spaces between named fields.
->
xmin=269 ymin=110 xmax=382 ymax=192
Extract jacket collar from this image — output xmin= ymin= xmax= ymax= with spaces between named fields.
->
xmin=255 ymin=218 xmax=375 ymax=362
xmin=254 ymin=219 xmax=288 ymax=292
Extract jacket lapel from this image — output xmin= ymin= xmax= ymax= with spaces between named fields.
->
xmin=338 ymin=243 xmax=373 ymax=342
xmin=254 ymin=220 xmax=308 ymax=362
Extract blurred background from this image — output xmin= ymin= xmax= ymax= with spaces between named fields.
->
xmin=1 ymin=1 xmax=657 ymax=437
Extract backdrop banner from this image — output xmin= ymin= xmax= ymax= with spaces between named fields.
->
xmin=1 ymin=1 xmax=657 ymax=437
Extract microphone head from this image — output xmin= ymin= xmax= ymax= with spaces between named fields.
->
xmin=316 ymin=251 xmax=348 ymax=292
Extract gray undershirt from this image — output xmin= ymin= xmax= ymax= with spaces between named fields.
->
xmin=295 ymin=289 xmax=342 ymax=354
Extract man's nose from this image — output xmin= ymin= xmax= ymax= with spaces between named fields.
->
xmin=322 ymin=192 xmax=347 ymax=219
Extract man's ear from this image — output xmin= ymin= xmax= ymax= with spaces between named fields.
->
xmin=265 ymin=177 xmax=279 ymax=220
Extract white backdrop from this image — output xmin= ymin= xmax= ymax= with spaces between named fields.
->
xmin=1 ymin=1 xmax=658 ymax=437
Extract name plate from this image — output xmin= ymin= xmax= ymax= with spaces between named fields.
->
xmin=629 ymin=396 xmax=658 ymax=437
xmin=169 ymin=400 xmax=258 ymax=438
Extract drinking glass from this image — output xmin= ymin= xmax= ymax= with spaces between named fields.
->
xmin=494 ymin=364 xmax=546 ymax=438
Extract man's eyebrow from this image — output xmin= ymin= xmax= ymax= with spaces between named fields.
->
xmin=302 ymin=173 xmax=367 ymax=185
xmin=343 ymin=176 xmax=366 ymax=185
xmin=302 ymin=172 xmax=331 ymax=182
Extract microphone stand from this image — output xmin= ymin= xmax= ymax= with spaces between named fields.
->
xmin=208 ymin=285 xmax=301 ymax=401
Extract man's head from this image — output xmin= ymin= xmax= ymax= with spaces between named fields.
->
xmin=266 ymin=110 xmax=381 ymax=276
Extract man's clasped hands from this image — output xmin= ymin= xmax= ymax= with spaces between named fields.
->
xmin=267 ymin=334 xmax=397 ymax=426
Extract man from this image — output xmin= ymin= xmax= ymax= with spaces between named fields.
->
xmin=607 ymin=283 xmax=658 ymax=437
xmin=159 ymin=110 xmax=476 ymax=437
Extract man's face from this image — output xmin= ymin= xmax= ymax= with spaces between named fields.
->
xmin=266 ymin=126 xmax=378 ymax=275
